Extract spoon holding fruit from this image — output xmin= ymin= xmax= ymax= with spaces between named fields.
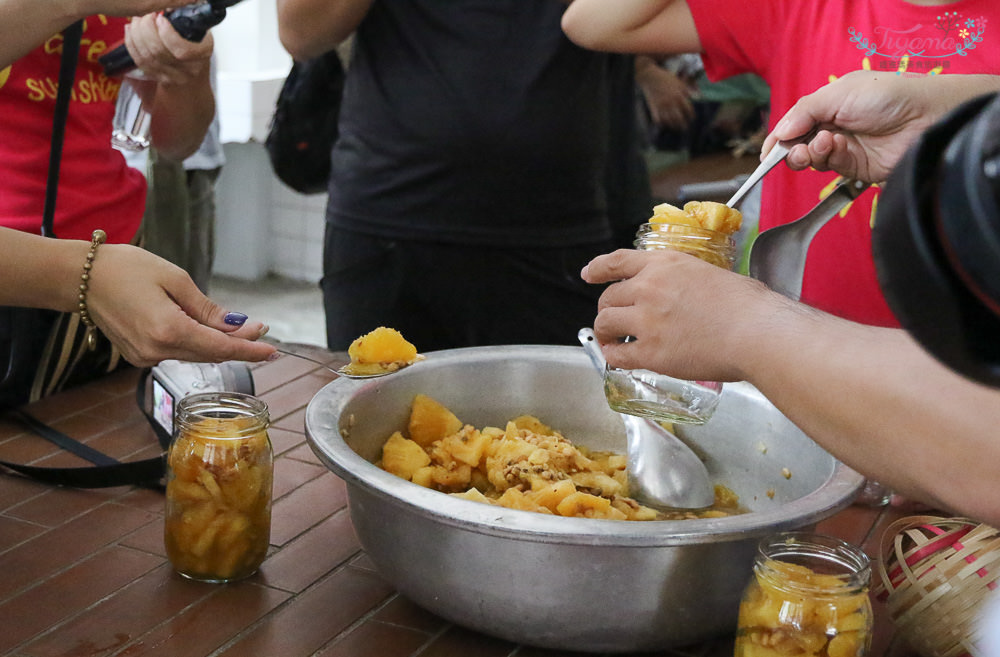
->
xmin=276 ymin=327 xmax=424 ymax=379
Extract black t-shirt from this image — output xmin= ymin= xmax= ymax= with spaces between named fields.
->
xmin=327 ymin=0 xmax=613 ymax=248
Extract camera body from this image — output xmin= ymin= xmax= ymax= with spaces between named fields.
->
xmin=138 ymin=360 xmax=255 ymax=441
xmin=874 ymin=92 xmax=1000 ymax=386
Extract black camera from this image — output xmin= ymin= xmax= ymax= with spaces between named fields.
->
xmin=874 ymin=92 xmax=1000 ymax=386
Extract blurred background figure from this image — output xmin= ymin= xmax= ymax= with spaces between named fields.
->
xmin=276 ymin=0 xmax=652 ymax=352
xmin=130 ymin=56 xmax=225 ymax=293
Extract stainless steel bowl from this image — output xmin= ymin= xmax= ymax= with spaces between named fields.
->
xmin=305 ymin=345 xmax=863 ymax=653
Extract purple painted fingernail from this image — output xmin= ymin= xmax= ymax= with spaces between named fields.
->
xmin=224 ymin=312 xmax=248 ymax=326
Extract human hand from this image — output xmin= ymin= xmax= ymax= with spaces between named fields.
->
xmin=124 ymin=12 xmax=213 ymax=87
xmin=762 ymin=70 xmax=949 ymax=184
xmin=86 ymin=244 xmax=278 ymax=367
xmin=635 ymin=61 xmax=696 ymax=131
xmin=581 ymin=249 xmax=785 ymax=383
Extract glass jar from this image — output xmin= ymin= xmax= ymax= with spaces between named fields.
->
xmin=735 ymin=532 xmax=874 ymax=657
xmin=164 ymin=392 xmax=273 ymax=583
xmin=604 ymin=222 xmax=737 ymax=424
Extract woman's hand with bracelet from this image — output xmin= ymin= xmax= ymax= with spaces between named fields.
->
xmin=82 ymin=241 xmax=277 ymax=367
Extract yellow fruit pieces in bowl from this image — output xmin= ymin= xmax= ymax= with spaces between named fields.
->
xmin=650 ymin=200 xmax=743 ymax=235
xmin=378 ymin=393 xmax=742 ymax=521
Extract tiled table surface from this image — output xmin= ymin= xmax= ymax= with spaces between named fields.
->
xmin=0 ymin=348 xmax=921 ymax=657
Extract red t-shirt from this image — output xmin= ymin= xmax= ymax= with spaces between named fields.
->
xmin=0 ymin=16 xmax=145 ymax=243
xmin=688 ymin=0 xmax=998 ymax=327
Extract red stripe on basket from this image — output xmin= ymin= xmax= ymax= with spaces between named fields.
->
xmin=951 ymin=536 xmax=995 ymax=585
xmin=883 ymin=525 xmax=975 ymax=590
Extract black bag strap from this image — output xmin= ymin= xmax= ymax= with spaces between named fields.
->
xmin=0 ymin=410 xmax=167 ymax=489
xmin=0 ymin=23 xmax=166 ymax=490
xmin=42 ymin=19 xmax=83 ymax=238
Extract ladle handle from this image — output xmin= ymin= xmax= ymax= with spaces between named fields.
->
xmin=578 ymin=328 xmax=609 ymax=375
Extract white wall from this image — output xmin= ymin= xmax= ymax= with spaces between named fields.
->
xmin=210 ymin=0 xmax=326 ymax=283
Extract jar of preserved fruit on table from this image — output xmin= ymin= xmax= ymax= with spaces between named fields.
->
xmin=735 ymin=531 xmax=874 ymax=657
xmin=164 ymin=392 xmax=272 ymax=583
xmin=603 ymin=220 xmax=737 ymax=424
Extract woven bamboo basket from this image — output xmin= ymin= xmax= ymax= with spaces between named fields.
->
xmin=876 ymin=516 xmax=1000 ymax=657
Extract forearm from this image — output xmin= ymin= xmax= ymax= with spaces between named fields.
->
xmin=561 ymin=0 xmax=701 ymax=55
xmin=0 ymin=228 xmax=92 ymax=313
xmin=911 ymin=73 xmax=1000 ymax=120
xmin=149 ymin=66 xmax=214 ymax=161
xmin=0 ymin=0 xmax=83 ymax=67
xmin=276 ymin=0 xmax=372 ymax=60
xmin=738 ymin=302 xmax=1000 ymax=524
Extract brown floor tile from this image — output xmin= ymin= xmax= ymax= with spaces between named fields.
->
xmin=816 ymin=503 xmax=883 ymax=548
xmin=4 ymin=486 xmax=123 ymax=527
xmin=514 ymin=648 xmax=599 ymax=657
xmin=0 ymin=412 xmax=33 ymax=441
xmin=0 ymin=514 xmax=45 ymax=553
xmin=269 ymin=426 xmax=307 ymax=456
xmin=118 ymin=516 xmax=168 ymax=557
xmin=272 ymin=454 xmax=327 ymax=502
xmin=259 ymin=373 xmax=331 ymax=424
xmin=417 ymin=625 xmax=517 ymax=657
xmin=81 ymin=419 xmax=161 ymax=460
xmin=0 ymin=503 xmax=158 ymax=600
xmin=272 ymin=405 xmax=308 ymax=434
xmin=0 ymin=545 xmax=161 ymax=654
xmin=109 ymin=581 xmax=291 ymax=657
xmin=16 ymin=375 xmax=125 ymax=422
xmin=115 ymin=486 xmax=167 ymax=515
xmin=35 ymin=410 xmax=110 ymax=444
xmin=251 ymin=356 xmax=319 ymax=395
xmin=0 ymin=474 xmax=48 ymax=512
xmin=21 ymin=562 xmax=218 ymax=657
xmin=314 ymin=618 xmax=432 ymax=657
xmin=0 ymin=431 xmax=69 ymax=466
xmin=258 ymin=508 xmax=360 ymax=593
xmin=374 ymin=595 xmax=449 ymax=635
xmin=349 ymin=552 xmax=378 ymax=572
xmin=214 ymin=567 xmax=394 ymax=657
xmin=269 ymin=472 xmax=348 ymax=546
xmin=284 ymin=441 xmax=323 ymax=466
xmin=83 ymin=393 xmax=148 ymax=428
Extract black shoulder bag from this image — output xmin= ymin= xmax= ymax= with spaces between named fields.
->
xmin=265 ymin=48 xmax=345 ymax=194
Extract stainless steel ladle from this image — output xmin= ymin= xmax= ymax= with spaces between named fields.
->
xmin=578 ymin=329 xmax=715 ymax=510
xmin=747 ymin=178 xmax=868 ymax=300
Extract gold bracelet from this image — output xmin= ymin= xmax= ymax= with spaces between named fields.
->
xmin=78 ymin=229 xmax=107 ymax=350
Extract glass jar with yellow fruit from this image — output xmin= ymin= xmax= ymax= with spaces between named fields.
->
xmin=735 ymin=532 xmax=874 ymax=657
xmin=603 ymin=201 xmax=739 ymax=424
xmin=164 ymin=392 xmax=273 ymax=583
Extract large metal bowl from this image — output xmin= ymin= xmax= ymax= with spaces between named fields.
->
xmin=305 ymin=345 xmax=863 ymax=653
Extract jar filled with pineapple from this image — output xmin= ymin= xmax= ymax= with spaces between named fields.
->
xmin=735 ymin=532 xmax=874 ymax=657
xmin=164 ymin=392 xmax=272 ymax=583
xmin=603 ymin=201 xmax=739 ymax=424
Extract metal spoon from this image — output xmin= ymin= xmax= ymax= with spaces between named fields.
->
xmin=726 ymin=128 xmax=819 ymax=208
xmin=577 ymin=329 xmax=715 ymax=510
xmin=274 ymin=346 xmax=420 ymax=379
xmin=747 ymin=178 xmax=868 ymax=300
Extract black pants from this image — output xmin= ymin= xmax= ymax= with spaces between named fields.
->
xmin=321 ymin=226 xmax=616 ymax=352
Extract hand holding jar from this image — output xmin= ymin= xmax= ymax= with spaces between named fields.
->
xmin=594 ymin=201 xmax=742 ymax=424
